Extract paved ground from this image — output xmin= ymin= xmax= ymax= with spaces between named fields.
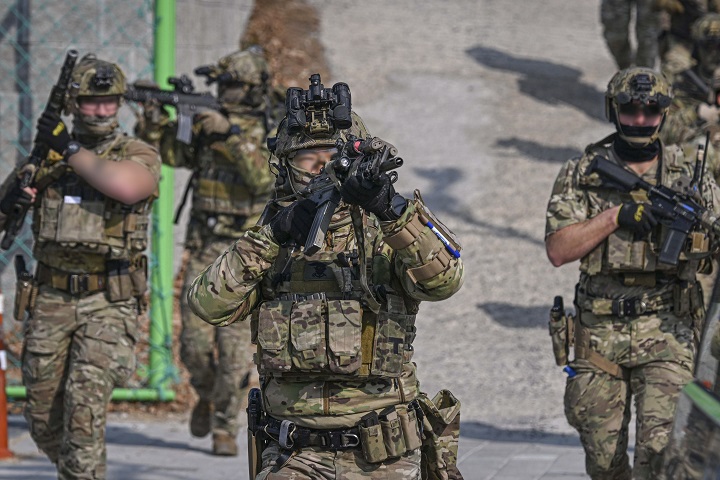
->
xmin=1 ymin=413 xmax=591 ymax=480
xmin=2 ymin=0 xmax=644 ymax=478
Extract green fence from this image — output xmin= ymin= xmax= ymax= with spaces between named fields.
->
xmin=0 ymin=0 xmax=177 ymax=401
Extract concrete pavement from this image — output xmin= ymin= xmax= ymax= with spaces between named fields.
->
xmin=1 ymin=413 xmax=591 ymax=480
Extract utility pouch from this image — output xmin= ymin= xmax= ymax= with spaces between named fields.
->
xmin=129 ymin=255 xmax=148 ymax=297
xmin=106 ymin=259 xmax=133 ymax=302
xmin=398 ymin=403 xmax=423 ymax=451
xmin=418 ymin=390 xmax=464 ymax=480
xmin=14 ymin=255 xmax=34 ymax=320
xmin=548 ymin=296 xmax=572 ymax=366
xmin=256 ymin=300 xmax=293 ymax=373
xmin=379 ymin=406 xmax=406 ymax=459
xmin=14 ymin=276 xmax=34 ymax=321
xmin=359 ymin=411 xmax=388 ymax=464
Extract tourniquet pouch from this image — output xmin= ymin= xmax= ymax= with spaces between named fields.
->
xmin=418 ymin=390 xmax=464 ymax=480
xmin=379 ymin=406 xmax=406 ymax=458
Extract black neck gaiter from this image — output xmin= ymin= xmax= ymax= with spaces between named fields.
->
xmin=613 ymin=137 xmax=661 ymax=163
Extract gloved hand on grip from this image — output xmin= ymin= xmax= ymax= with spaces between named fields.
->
xmin=617 ymin=202 xmax=658 ymax=235
xmin=269 ymin=198 xmax=316 ymax=246
xmin=195 ymin=110 xmax=231 ymax=136
xmin=339 ymin=173 xmax=405 ymax=220
xmin=0 ymin=183 xmax=34 ymax=215
xmin=36 ymin=111 xmax=71 ymax=156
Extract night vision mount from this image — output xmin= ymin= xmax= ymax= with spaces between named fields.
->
xmin=286 ymin=74 xmax=352 ymax=135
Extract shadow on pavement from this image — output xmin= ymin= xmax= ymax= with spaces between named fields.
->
xmin=475 ymin=302 xmax=548 ymax=329
xmin=106 ymin=424 xmax=207 ymax=454
xmin=465 ymin=45 xmax=605 ymax=122
xmin=412 ymin=166 xmax=546 ymax=248
xmin=461 ymin=421 xmax=580 ymax=446
xmin=495 ymin=137 xmax=582 ymax=164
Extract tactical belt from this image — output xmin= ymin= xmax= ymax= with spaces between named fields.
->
xmin=276 ymin=292 xmax=363 ymax=302
xmin=36 ymin=264 xmax=106 ymax=295
xmin=576 ymin=290 xmax=674 ymax=318
xmin=262 ymin=417 xmax=362 ymax=451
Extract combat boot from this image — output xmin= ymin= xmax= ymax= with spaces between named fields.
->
xmin=212 ymin=432 xmax=238 ymax=456
xmin=189 ymin=399 xmax=211 ymax=438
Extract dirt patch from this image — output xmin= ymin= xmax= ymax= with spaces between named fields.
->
xmin=241 ymin=0 xmax=331 ymax=88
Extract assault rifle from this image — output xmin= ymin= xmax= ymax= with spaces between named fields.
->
xmin=588 ymin=155 xmax=720 ymax=265
xmin=270 ymin=136 xmax=403 ymax=256
xmin=1 ymin=49 xmax=79 ymax=250
xmin=124 ymin=75 xmax=222 ymax=144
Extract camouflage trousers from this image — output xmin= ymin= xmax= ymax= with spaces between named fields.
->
xmin=257 ymin=442 xmax=421 ymax=479
xmin=565 ymin=310 xmax=695 ymax=480
xmin=601 ymin=0 xmax=661 ymax=69
xmin=22 ymin=285 xmax=138 ymax=480
xmin=180 ymin=238 xmax=254 ymax=437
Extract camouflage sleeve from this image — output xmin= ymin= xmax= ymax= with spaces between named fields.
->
xmin=187 ymin=225 xmax=279 ymax=326
xmin=123 ymin=139 xmax=162 ymax=183
xmin=220 ymin=117 xmax=275 ymax=195
xmin=380 ymin=198 xmax=464 ymax=302
xmin=662 ymin=97 xmax=703 ymax=146
xmin=545 ymin=157 xmax=587 ymax=238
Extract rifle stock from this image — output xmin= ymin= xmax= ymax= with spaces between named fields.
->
xmin=1 ymin=49 xmax=79 ymax=250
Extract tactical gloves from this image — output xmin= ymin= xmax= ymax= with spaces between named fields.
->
xmin=269 ymin=198 xmax=316 ymax=246
xmin=196 ymin=110 xmax=231 ymax=136
xmin=0 ymin=183 xmax=33 ymax=215
xmin=36 ymin=111 xmax=71 ymax=156
xmin=339 ymin=173 xmax=406 ymax=221
xmin=617 ymin=202 xmax=658 ymax=235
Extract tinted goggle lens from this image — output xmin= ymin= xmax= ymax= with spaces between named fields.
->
xmin=618 ymin=102 xmax=662 ymax=116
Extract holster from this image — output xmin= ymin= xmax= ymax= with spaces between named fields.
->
xmin=418 ymin=390 xmax=464 ymax=480
xmin=247 ymin=388 xmax=266 ymax=479
xmin=14 ymin=275 xmax=35 ymax=321
xmin=548 ymin=303 xmax=574 ymax=367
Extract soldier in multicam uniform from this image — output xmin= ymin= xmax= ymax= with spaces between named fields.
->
xmin=601 ymin=0 xmax=662 ymax=69
xmin=186 ymin=75 xmax=464 ymax=479
xmin=0 ymin=54 xmax=160 ymax=479
xmin=662 ymin=13 xmax=720 ymax=180
xmin=136 ymin=48 xmax=275 ymax=456
xmin=546 ymin=67 xmax=720 ymax=480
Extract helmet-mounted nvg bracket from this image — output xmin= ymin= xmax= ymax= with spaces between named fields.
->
xmin=285 ymin=74 xmax=352 ymax=136
xmin=92 ymin=64 xmax=115 ymax=90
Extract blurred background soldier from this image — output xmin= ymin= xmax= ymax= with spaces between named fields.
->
xmin=135 ymin=47 xmax=275 ymax=456
xmin=187 ymin=74 xmax=465 ymax=478
xmin=662 ymin=13 xmax=720 ymax=179
xmin=601 ymin=0 xmax=662 ymax=69
xmin=546 ymin=67 xmax=720 ymax=479
xmin=0 ymin=54 xmax=160 ymax=479
xmin=655 ymin=0 xmax=720 ymax=78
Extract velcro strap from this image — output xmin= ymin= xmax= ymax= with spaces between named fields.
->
xmin=406 ymin=249 xmax=452 ymax=284
xmin=575 ymin=345 xmax=626 ymax=379
xmin=383 ymin=212 xmax=426 ymax=250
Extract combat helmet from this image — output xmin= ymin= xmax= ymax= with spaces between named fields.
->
xmin=67 ymin=53 xmax=127 ymax=137
xmin=605 ymin=67 xmax=673 ymax=147
xmin=692 ymin=13 xmax=720 ymax=75
xmin=195 ymin=46 xmax=269 ymax=107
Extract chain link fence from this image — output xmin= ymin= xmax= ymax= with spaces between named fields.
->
xmin=0 ymin=0 xmax=172 ymax=394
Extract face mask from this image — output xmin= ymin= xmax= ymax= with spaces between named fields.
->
xmin=73 ymin=113 xmax=118 ymax=137
xmin=287 ymin=160 xmax=317 ymax=192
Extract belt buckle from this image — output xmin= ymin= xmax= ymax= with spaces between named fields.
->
xmin=69 ymin=274 xmax=89 ymax=295
xmin=614 ymin=298 xmax=647 ymax=318
xmin=322 ymin=431 xmax=360 ymax=449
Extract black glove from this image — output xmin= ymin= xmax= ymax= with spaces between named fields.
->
xmin=339 ymin=173 xmax=405 ymax=220
xmin=0 ymin=183 xmax=33 ymax=215
xmin=36 ymin=111 xmax=71 ymax=155
xmin=617 ymin=202 xmax=658 ymax=235
xmin=269 ymin=198 xmax=316 ymax=246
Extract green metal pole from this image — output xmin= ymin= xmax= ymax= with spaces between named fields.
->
xmin=6 ymin=386 xmax=176 ymax=402
xmin=149 ymin=0 xmax=176 ymax=392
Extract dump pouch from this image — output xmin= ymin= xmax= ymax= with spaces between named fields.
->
xmin=418 ymin=390 xmax=464 ymax=480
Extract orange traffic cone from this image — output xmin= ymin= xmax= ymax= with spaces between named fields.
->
xmin=0 ymin=289 xmax=15 ymax=460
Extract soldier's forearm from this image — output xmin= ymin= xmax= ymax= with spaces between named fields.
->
xmin=546 ymin=207 xmax=620 ymax=267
